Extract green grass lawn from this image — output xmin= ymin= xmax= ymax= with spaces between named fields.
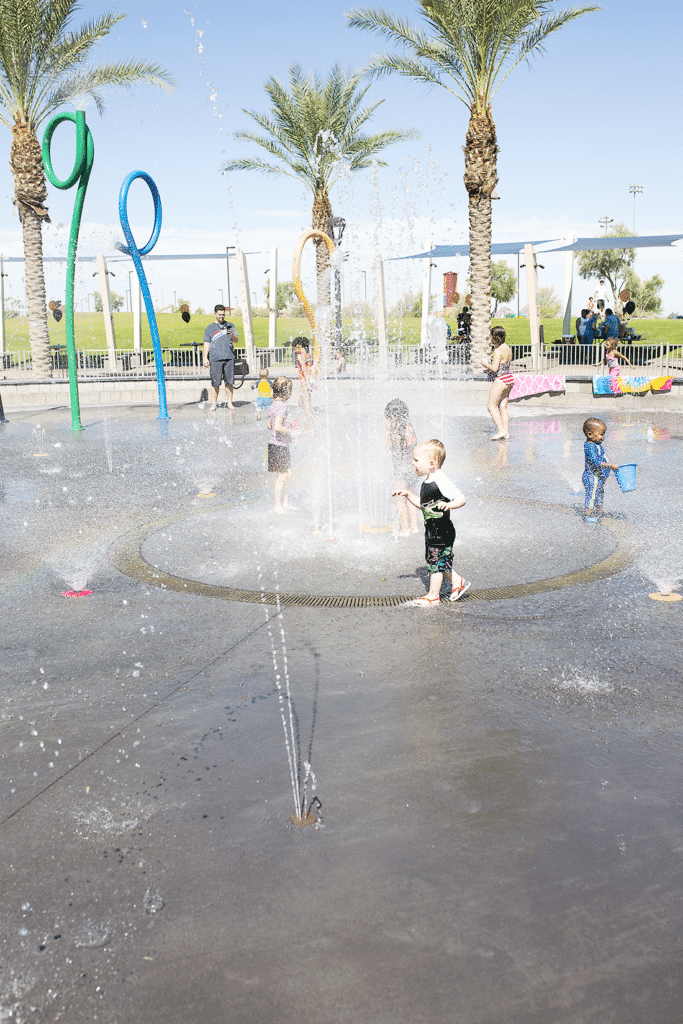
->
xmin=2 ymin=311 xmax=681 ymax=353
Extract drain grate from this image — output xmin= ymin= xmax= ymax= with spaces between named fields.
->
xmin=109 ymin=501 xmax=641 ymax=609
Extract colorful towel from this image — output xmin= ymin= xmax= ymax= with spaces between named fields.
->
xmin=509 ymin=373 xmax=565 ymax=401
xmin=593 ymin=375 xmax=674 ymax=395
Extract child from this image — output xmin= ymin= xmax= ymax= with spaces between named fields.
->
xmin=384 ymin=399 xmax=420 ymax=537
xmin=268 ymin=377 xmax=299 ymax=513
xmin=481 ymin=325 xmax=514 ymax=440
xmin=292 ymin=336 xmax=316 ymax=424
xmin=393 ymin=439 xmax=470 ymax=606
xmin=334 ymin=348 xmax=347 ymax=373
xmin=582 ymin=418 xmax=618 ymax=522
xmin=251 ymin=368 xmax=273 ymax=420
xmin=602 ymin=338 xmax=633 ymax=376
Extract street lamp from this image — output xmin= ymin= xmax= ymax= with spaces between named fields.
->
xmin=629 ymin=184 xmax=643 ymax=234
xmin=599 ymin=215 xmax=613 ymax=235
xmin=361 ymin=270 xmax=367 ymax=302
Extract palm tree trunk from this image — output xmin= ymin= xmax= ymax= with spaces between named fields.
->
xmin=312 ymin=186 xmax=333 ymax=307
xmin=463 ymin=102 xmax=498 ymax=369
xmin=11 ymin=122 xmax=52 ymax=378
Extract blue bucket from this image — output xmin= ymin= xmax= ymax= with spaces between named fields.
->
xmin=615 ymin=463 xmax=637 ymax=492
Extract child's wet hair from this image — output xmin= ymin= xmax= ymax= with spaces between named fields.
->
xmin=384 ymin=398 xmax=409 ymax=424
xmin=292 ymin=336 xmax=310 ymax=351
xmin=583 ymin=417 xmax=606 ymax=437
xmin=490 ymin=325 xmax=506 ymax=344
xmin=272 ymin=376 xmax=293 ymax=399
xmin=415 ymin=439 xmax=446 ymax=468
xmin=259 ymin=367 xmax=269 ymax=378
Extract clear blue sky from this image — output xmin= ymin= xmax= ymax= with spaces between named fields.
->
xmin=1 ymin=0 xmax=681 ymax=317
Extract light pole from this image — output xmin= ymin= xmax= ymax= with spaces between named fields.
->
xmin=361 ymin=270 xmax=367 ymax=302
xmin=599 ymin=216 xmax=613 ymax=235
xmin=629 ymin=184 xmax=643 ymax=234
xmin=226 ymin=246 xmax=235 ymax=311
xmin=219 ymin=288 xmax=224 ymax=306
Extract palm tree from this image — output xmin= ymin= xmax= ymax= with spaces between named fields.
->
xmin=0 ymin=0 xmax=174 ymax=377
xmin=347 ymin=0 xmax=598 ymax=363
xmin=222 ymin=63 xmax=418 ymax=307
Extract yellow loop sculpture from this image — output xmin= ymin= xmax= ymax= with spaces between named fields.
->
xmin=292 ymin=229 xmax=335 ymax=366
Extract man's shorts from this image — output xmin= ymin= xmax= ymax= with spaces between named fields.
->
xmin=425 ymin=545 xmax=453 ymax=574
xmin=268 ymin=443 xmax=291 ymax=473
xmin=596 ymin=299 xmax=605 ymax=311
xmin=210 ymin=358 xmax=235 ymax=388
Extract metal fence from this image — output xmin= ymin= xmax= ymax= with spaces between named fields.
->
xmin=2 ymin=340 xmax=681 ymax=381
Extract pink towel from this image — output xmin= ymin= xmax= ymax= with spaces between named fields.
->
xmin=510 ymin=374 xmax=565 ymax=401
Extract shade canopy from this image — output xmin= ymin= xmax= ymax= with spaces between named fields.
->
xmin=391 ymin=234 xmax=683 ymax=260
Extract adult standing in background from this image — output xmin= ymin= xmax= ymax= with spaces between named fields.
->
xmin=594 ymin=280 xmax=610 ymax=314
xmin=203 ymin=304 xmax=237 ymax=410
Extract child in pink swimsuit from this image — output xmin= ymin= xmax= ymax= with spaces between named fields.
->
xmin=602 ymin=339 xmax=633 ymax=376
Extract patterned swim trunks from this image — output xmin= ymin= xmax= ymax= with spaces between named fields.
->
xmin=425 ymin=545 xmax=453 ymax=574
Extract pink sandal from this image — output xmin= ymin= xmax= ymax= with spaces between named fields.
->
xmin=414 ymin=595 xmax=441 ymax=607
xmin=449 ymin=580 xmax=471 ymax=602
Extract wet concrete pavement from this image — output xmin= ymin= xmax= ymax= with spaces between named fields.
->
xmin=1 ymin=397 xmax=682 ymax=1023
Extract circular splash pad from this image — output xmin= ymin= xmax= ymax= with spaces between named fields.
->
xmin=109 ymin=496 xmax=642 ymax=609
xmin=62 ymin=589 xmax=93 ymax=598
xmin=649 ymin=592 xmax=682 ymax=602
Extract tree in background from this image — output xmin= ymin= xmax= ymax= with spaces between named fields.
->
xmin=93 ymin=290 xmax=124 ymax=312
xmin=264 ymin=279 xmax=296 ymax=310
xmin=0 ymin=0 xmax=174 ymax=377
xmin=222 ymin=64 xmax=417 ymax=307
xmin=622 ymin=269 xmax=664 ymax=318
xmin=389 ymin=290 xmax=420 ymax=317
xmin=538 ymin=286 xmax=561 ymax=318
xmin=490 ymin=260 xmax=516 ymax=315
xmin=347 ymin=0 xmax=597 ymax=367
xmin=577 ymin=223 xmax=636 ymax=307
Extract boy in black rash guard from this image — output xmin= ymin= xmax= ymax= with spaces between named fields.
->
xmin=393 ymin=439 xmax=471 ymax=607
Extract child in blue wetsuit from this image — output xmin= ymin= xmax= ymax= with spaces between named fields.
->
xmin=582 ymin=418 xmax=618 ymax=522
xmin=393 ymin=439 xmax=470 ymax=606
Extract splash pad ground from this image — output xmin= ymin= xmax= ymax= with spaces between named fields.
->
xmin=1 ymin=391 xmax=683 ymax=1024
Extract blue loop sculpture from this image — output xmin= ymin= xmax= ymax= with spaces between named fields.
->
xmin=118 ymin=171 xmax=168 ymax=419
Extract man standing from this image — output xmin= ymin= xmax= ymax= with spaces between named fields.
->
xmin=594 ymin=280 xmax=610 ymax=313
xmin=203 ymin=304 xmax=237 ymax=410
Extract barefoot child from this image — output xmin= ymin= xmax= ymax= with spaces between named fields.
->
xmin=582 ymin=417 xmax=618 ymax=523
xmin=481 ymin=325 xmax=514 ymax=440
xmin=393 ymin=439 xmax=470 ymax=606
xmin=384 ymin=399 xmax=420 ymax=537
xmin=268 ymin=377 xmax=299 ymax=513
xmin=251 ymin=368 xmax=273 ymax=420
xmin=601 ymin=338 xmax=634 ymax=376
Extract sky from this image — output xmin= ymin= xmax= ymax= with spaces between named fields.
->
xmin=1 ymin=0 xmax=682 ymax=321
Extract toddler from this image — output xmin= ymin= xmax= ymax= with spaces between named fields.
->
xmin=385 ymin=399 xmax=419 ymax=537
xmin=582 ymin=418 xmax=618 ymax=522
xmin=393 ymin=439 xmax=470 ymax=606
xmin=252 ymin=368 xmax=273 ymax=420
xmin=268 ymin=376 xmax=299 ymax=513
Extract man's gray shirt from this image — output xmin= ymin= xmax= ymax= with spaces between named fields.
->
xmin=203 ymin=322 xmax=236 ymax=361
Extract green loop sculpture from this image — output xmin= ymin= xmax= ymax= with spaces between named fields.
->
xmin=42 ymin=111 xmax=94 ymax=431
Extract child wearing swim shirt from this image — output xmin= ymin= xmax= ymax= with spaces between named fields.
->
xmin=582 ymin=417 xmax=618 ymax=522
xmin=393 ymin=439 xmax=470 ymax=606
